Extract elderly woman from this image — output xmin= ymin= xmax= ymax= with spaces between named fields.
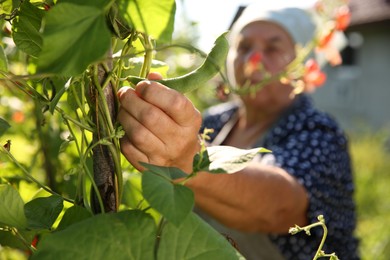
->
xmin=117 ymin=4 xmax=359 ymax=260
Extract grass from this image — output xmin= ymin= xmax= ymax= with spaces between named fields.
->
xmin=349 ymin=131 xmax=390 ymax=259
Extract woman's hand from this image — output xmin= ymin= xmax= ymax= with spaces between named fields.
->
xmin=117 ymin=72 xmax=202 ymax=173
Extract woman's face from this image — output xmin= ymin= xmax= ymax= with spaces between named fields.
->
xmin=230 ymin=21 xmax=297 ymax=111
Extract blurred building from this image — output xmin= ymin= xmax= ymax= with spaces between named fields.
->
xmin=311 ymin=0 xmax=390 ymax=131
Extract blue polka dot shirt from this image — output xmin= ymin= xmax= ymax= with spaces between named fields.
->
xmin=201 ymin=94 xmax=359 ymax=260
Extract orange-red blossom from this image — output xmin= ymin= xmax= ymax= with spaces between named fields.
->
xmin=316 ymin=3 xmax=351 ymax=66
xmin=303 ymin=58 xmax=326 ymax=92
xmin=244 ymin=52 xmax=263 ymax=76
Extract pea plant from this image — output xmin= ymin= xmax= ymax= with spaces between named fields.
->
xmin=0 ymin=0 xmax=350 ymax=259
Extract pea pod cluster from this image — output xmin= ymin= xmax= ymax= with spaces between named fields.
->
xmin=126 ymin=32 xmax=229 ymax=93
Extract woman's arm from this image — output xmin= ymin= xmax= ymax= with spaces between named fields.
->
xmin=187 ymin=163 xmax=308 ymax=233
xmin=118 ymin=74 xmax=308 ymax=234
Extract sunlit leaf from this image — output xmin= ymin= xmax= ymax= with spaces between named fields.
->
xmin=12 ymin=0 xmax=44 ymax=57
xmin=0 ymin=118 xmax=10 ymax=137
xmin=24 ymin=195 xmax=63 ymax=230
xmin=122 ymin=173 xmax=144 ymax=209
xmin=204 ymin=146 xmax=271 ymax=174
xmin=0 ymin=45 xmax=8 ymax=72
xmin=37 ymin=3 xmax=111 ymax=76
xmin=158 ymin=212 xmax=244 ymax=260
xmin=0 ymin=0 xmax=13 ymax=15
xmin=121 ymin=57 xmax=169 ymax=78
xmin=118 ymin=0 xmax=175 ymax=42
xmin=142 ymin=169 xmax=193 ymax=226
xmin=0 ymin=184 xmax=28 ymax=229
xmin=31 ymin=210 xmax=156 ymax=260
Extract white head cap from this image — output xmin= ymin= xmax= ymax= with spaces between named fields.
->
xmin=227 ymin=5 xmax=317 ymax=86
xmin=229 ymin=5 xmax=316 ymax=48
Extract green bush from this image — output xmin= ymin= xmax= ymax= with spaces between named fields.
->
xmin=349 ymin=131 xmax=390 ymax=259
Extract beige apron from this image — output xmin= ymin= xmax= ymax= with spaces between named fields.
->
xmin=195 ymin=209 xmax=285 ymax=260
xmin=197 ymin=112 xmax=285 ymax=260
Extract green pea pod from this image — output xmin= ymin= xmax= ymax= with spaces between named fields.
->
xmin=126 ymin=32 xmax=229 ymax=93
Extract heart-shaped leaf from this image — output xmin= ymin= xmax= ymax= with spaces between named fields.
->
xmin=37 ymin=3 xmax=111 ymax=76
xmin=12 ymin=0 xmax=44 ymax=57
xmin=24 ymin=195 xmax=64 ymax=230
xmin=142 ymin=169 xmax=193 ymax=226
xmin=31 ymin=210 xmax=156 ymax=260
xmin=0 ymin=184 xmax=27 ymax=229
xmin=118 ymin=0 xmax=175 ymax=42
xmin=158 ymin=212 xmax=244 ymax=260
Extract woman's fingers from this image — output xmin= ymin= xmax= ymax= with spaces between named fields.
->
xmin=146 ymin=72 xmax=163 ymax=81
xmin=118 ymin=86 xmax=179 ymax=141
xmin=134 ymin=80 xmax=202 ymax=128
xmin=120 ymin=137 xmax=149 ymax=171
xmin=117 ymin=74 xmax=202 ymax=172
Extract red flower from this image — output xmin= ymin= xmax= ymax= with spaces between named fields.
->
xmin=303 ymin=59 xmax=326 ymax=91
xmin=244 ymin=52 xmax=263 ymax=76
xmin=12 ymin=111 xmax=25 ymax=123
xmin=314 ymin=1 xmax=325 ymax=13
xmin=249 ymin=52 xmax=262 ymax=67
xmin=318 ymin=29 xmax=335 ymax=49
xmin=335 ymin=6 xmax=351 ymax=31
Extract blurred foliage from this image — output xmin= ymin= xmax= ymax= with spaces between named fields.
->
xmin=349 ymin=131 xmax=390 ymax=260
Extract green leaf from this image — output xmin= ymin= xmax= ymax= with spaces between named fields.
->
xmin=193 ymin=149 xmax=212 ymax=173
xmin=49 ymin=84 xmax=66 ymax=114
xmin=24 ymin=195 xmax=64 ymax=230
xmin=140 ymin=162 xmax=187 ymax=180
xmin=122 ymin=173 xmax=144 ymax=209
xmin=118 ymin=0 xmax=176 ymax=42
xmin=0 ymin=117 xmax=10 ymax=137
xmin=0 ymin=45 xmax=8 ymax=72
xmin=56 ymin=205 xmax=92 ymax=231
xmin=0 ymin=0 xmax=13 ymax=15
xmin=142 ymin=170 xmax=193 ymax=226
xmin=37 ymin=3 xmax=111 ymax=76
xmin=204 ymin=146 xmax=271 ymax=174
xmin=158 ymin=212 xmax=244 ymax=260
xmin=59 ymin=0 xmax=110 ymax=9
xmin=12 ymin=1 xmax=44 ymax=57
xmin=31 ymin=210 xmax=156 ymax=260
xmin=0 ymin=184 xmax=28 ymax=229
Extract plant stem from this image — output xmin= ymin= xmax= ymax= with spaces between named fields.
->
xmin=11 ymin=228 xmax=36 ymax=253
xmin=0 ymin=147 xmax=73 ymax=204
xmin=139 ymin=33 xmax=154 ymax=78
xmin=154 ymin=217 xmax=166 ymax=259
xmin=289 ymin=215 xmax=337 ymax=260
